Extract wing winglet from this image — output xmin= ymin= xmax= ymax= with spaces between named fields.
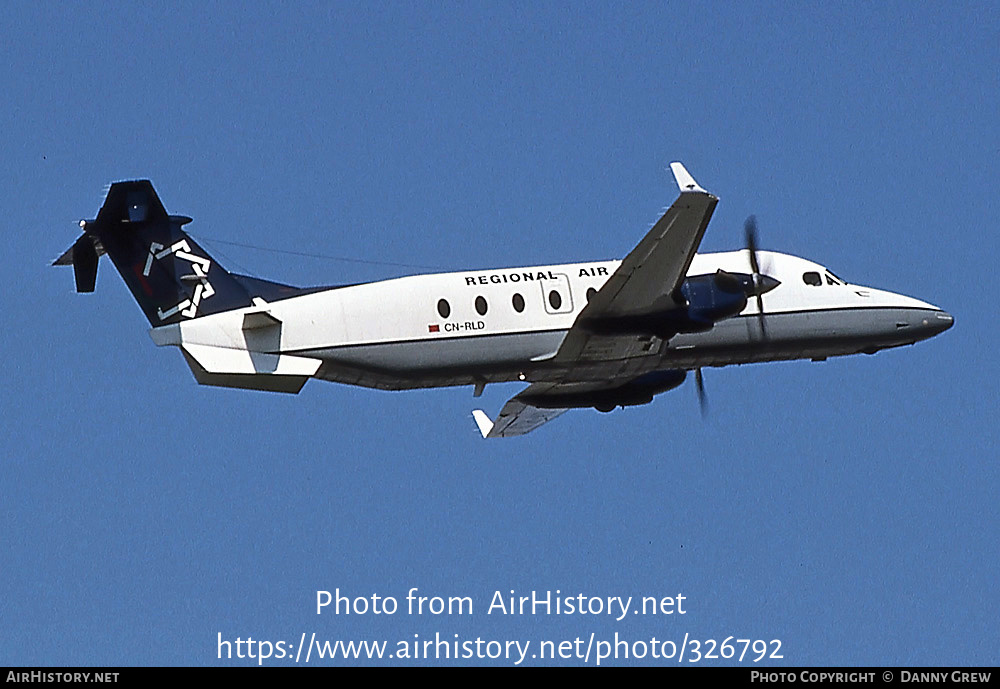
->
xmin=669 ymin=162 xmax=706 ymax=194
xmin=472 ymin=409 xmax=494 ymax=439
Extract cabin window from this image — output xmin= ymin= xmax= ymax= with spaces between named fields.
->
xmin=437 ymin=299 xmax=451 ymax=318
xmin=512 ymin=293 xmax=525 ymax=313
xmin=586 ymin=287 xmax=597 ymax=302
xmin=802 ymin=271 xmax=821 ymax=286
xmin=475 ymin=296 xmax=488 ymax=316
xmin=548 ymin=290 xmax=563 ymax=310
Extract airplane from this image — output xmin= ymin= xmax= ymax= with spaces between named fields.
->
xmin=55 ymin=164 xmax=953 ymax=438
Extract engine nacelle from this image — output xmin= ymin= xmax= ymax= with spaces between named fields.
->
xmin=580 ymin=271 xmax=779 ymax=339
xmin=521 ymin=369 xmax=687 ymax=412
xmin=678 ymin=271 xmax=749 ymax=329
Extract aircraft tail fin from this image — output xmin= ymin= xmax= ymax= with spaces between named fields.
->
xmin=55 ymin=181 xmax=253 ymax=325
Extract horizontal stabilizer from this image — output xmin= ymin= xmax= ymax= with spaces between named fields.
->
xmin=179 ymin=343 xmax=321 ymax=394
xmin=53 ymin=233 xmax=105 ymax=266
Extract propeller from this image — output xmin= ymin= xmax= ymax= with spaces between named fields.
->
xmin=695 ymin=368 xmax=708 ymax=418
xmin=744 ymin=215 xmax=768 ymax=339
xmin=693 ymin=217 xmax=769 ymax=419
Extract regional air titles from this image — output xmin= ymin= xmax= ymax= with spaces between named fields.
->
xmin=463 ymin=266 xmax=609 ymax=286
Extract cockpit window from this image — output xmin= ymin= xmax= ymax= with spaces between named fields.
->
xmin=825 ymin=274 xmax=838 ymax=285
xmin=803 ymin=271 xmax=821 ymax=286
xmin=826 ymin=270 xmax=846 ymax=285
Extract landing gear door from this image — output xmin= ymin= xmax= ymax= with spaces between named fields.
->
xmin=540 ymin=273 xmax=574 ymax=315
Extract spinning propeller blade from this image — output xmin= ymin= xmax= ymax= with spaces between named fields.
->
xmin=744 ymin=215 xmax=768 ymax=339
xmin=695 ymin=368 xmax=708 ymax=418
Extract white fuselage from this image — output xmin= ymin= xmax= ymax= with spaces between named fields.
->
xmin=154 ymin=250 xmax=951 ymax=391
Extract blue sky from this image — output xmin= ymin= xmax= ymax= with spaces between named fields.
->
xmin=2 ymin=2 xmax=997 ymax=666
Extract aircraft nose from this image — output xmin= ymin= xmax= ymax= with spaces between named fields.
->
xmin=933 ymin=310 xmax=954 ymax=333
xmin=919 ymin=310 xmax=954 ymax=337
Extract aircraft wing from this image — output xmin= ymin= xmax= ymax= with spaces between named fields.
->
xmin=554 ymin=162 xmax=718 ymax=365
xmin=473 ymin=164 xmax=717 ymax=438
xmin=473 ymin=387 xmax=569 ymax=439
xmin=472 ymin=373 xmax=687 ymax=438
xmin=475 ymin=381 xmax=634 ymax=438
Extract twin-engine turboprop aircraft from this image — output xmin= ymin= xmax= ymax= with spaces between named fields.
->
xmin=55 ymin=164 xmax=952 ymax=437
